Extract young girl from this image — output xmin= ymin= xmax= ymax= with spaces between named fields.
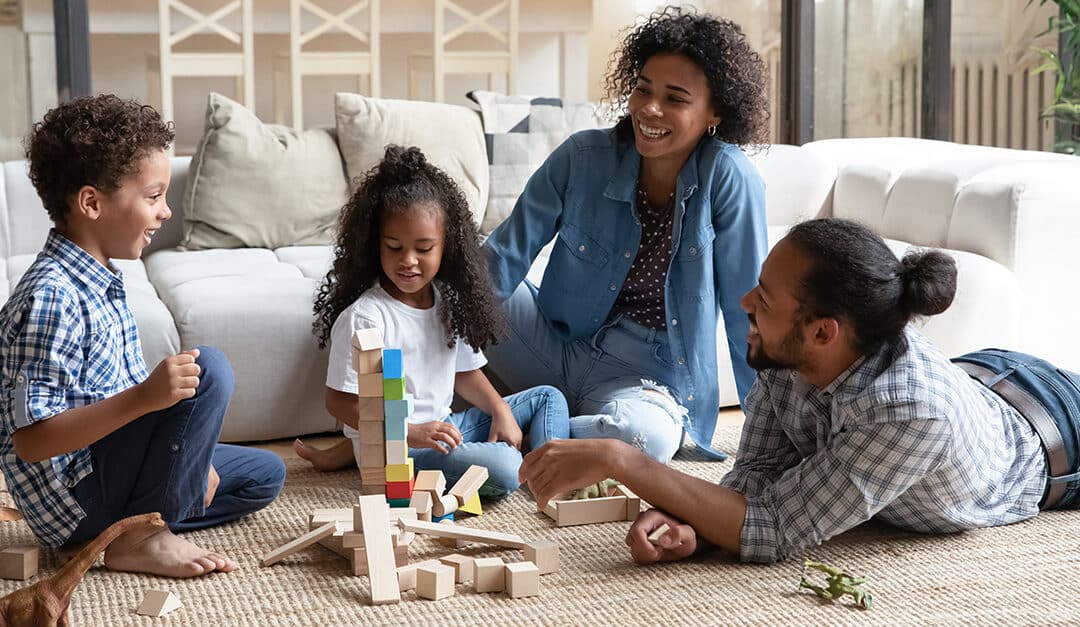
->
xmin=294 ymin=145 xmax=569 ymax=498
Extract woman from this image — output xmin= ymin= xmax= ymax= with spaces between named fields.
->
xmin=483 ymin=6 xmax=770 ymax=463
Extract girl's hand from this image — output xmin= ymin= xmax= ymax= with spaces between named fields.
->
xmin=408 ymin=420 xmax=462 ymax=454
xmin=487 ymin=405 xmax=523 ymax=449
xmin=626 ymin=509 xmax=698 ymax=564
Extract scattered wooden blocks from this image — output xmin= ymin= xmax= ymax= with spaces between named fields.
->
xmin=524 ymin=539 xmax=559 ymax=575
xmin=350 ymin=543 xmax=409 ymax=576
xmin=647 ymin=523 xmax=671 ymax=544
xmin=136 ymin=589 xmax=182 ymax=617
xmin=448 ymin=465 xmax=489 ymax=505
xmin=416 ymin=563 xmax=455 ymax=601
xmin=505 ymin=561 xmax=540 ymax=598
xmin=397 ymin=559 xmax=442 ymax=592
xmin=473 ymin=557 xmax=505 ymax=593
xmin=439 ymin=554 xmax=475 ymax=583
xmin=357 ymin=495 xmax=400 ymax=605
xmin=261 ymin=521 xmax=337 ymax=567
xmin=0 ymin=546 xmax=38 ymax=581
xmin=398 ymin=518 xmax=526 ymax=549
xmin=415 ymin=470 xmax=446 ymax=496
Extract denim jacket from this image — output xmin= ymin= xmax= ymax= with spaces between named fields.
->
xmin=483 ymin=128 xmax=768 ymax=458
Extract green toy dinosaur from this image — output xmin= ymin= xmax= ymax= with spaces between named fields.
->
xmin=798 ymin=559 xmax=873 ymax=610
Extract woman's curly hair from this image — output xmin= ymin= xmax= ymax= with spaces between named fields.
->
xmin=604 ymin=5 xmax=770 ymax=146
xmin=313 ymin=145 xmax=507 ymax=351
xmin=25 ymin=94 xmax=174 ymax=225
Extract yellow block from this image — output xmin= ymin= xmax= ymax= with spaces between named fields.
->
xmin=458 ymin=491 xmax=483 ymax=516
xmin=385 ymin=458 xmax=414 ymax=483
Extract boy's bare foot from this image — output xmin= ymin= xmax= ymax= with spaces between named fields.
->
xmin=293 ymin=437 xmax=355 ymax=472
xmin=103 ymin=526 xmax=237 ymax=578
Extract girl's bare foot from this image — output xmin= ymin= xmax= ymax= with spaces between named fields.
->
xmin=293 ymin=438 xmax=355 ymax=472
xmin=103 ymin=526 xmax=237 ymax=578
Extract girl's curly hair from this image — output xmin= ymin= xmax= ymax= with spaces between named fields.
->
xmin=25 ymin=94 xmax=174 ymax=225
xmin=604 ymin=5 xmax=770 ymax=146
xmin=313 ymin=145 xmax=507 ymax=351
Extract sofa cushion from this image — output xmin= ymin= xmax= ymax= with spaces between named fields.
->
xmin=334 ymin=93 xmax=489 ymax=228
xmin=467 ymin=90 xmax=607 ymax=234
xmin=181 ymin=92 xmax=349 ymax=251
xmin=2 ymin=161 xmax=51 ymax=258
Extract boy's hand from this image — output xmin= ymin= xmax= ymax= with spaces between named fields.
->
xmin=408 ymin=420 xmax=462 ymax=454
xmin=140 ymin=349 xmax=201 ymax=412
xmin=626 ymin=509 xmax=698 ymax=564
xmin=204 ymin=464 xmax=220 ymax=509
xmin=487 ymin=405 xmax=523 ymax=449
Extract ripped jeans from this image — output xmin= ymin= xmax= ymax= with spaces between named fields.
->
xmin=485 ymin=282 xmax=687 ymax=463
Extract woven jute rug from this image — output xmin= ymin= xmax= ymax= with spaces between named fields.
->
xmin=1 ymin=426 xmax=1078 ymax=625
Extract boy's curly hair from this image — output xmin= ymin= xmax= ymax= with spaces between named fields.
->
xmin=313 ymin=145 xmax=507 ymax=351
xmin=24 ymin=94 xmax=174 ymax=225
xmin=604 ymin=5 xmax=770 ymax=146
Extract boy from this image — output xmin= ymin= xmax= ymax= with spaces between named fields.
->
xmin=0 ymin=95 xmax=285 ymax=577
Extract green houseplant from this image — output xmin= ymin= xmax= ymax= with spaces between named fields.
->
xmin=1032 ymin=0 xmax=1080 ymax=154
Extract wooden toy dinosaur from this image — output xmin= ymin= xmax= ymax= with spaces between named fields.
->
xmin=0 ymin=512 xmax=165 ymax=627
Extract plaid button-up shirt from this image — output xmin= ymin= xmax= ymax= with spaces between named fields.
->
xmin=721 ymin=326 xmax=1047 ymax=563
xmin=0 ymin=230 xmax=148 ymax=546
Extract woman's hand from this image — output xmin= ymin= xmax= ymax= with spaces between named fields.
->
xmin=487 ymin=404 xmax=523 ymax=449
xmin=518 ymin=438 xmax=631 ymax=508
xmin=204 ymin=464 xmax=220 ymax=509
xmin=408 ymin=420 xmax=463 ymax=454
xmin=625 ymin=509 xmax=699 ymax=564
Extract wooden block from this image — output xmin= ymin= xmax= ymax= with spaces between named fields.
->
xmin=360 ymin=468 xmax=387 ymax=484
xmin=647 ymin=523 xmax=672 ymax=544
xmin=457 ymin=491 xmax=483 ymax=516
xmin=398 ymin=518 xmax=527 ymax=549
xmin=473 ymin=557 xmax=505 ymax=593
xmin=431 ymin=493 xmax=459 ymax=517
xmin=615 ymin=484 xmax=642 ymax=521
xmin=381 ymin=348 xmax=403 ymax=379
xmin=359 ymin=442 xmax=385 ymax=467
xmin=383 ymin=377 xmax=406 ymax=400
xmin=505 ymin=561 xmax=540 ymax=598
xmin=385 ymin=459 xmax=415 ymax=483
xmin=385 ymin=478 xmax=415 ymax=500
xmin=416 ymin=563 xmax=455 ymax=601
xmin=357 ymin=372 xmax=384 ymax=397
xmin=439 ymin=554 xmax=475 ymax=583
xmin=356 ymin=421 xmax=385 ymax=444
xmin=350 ymin=543 xmax=409 ymax=576
xmin=308 ymin=508 xmax=352 ymax=529
xmin=317 ymin=521 xmax=354 ymax=559
xmin=410 ymin=491 xmax=433 ymax=521
xmin=397 ymin=559 xmax=442 ymax=591
xmin=357 ymin=495 xmax=400 ymax=605
xmin=342 ymin=531 xmax=366 ymax=549
xmin=542 ymin=500 xmax=559 ymax=525
xmin=0 ymin=546 xmax=37 ymax=581
xmin=261 ymin=521 xmax=337 ymax=567
xmin=524 ymin=539 xmax=559 ymax=575
xmin=136 ymin=589 xmax=182 ymax=617
xmin=352 ymin=327 xmax=384 ymax=352
xmin=384 ymin=415 xmax=407 ymax=441
xmin=387 ymin=507 xmax=418 ymax=523
xmin=357 ymin=396 xmax=385 ymax=422
xmin=414 ymin=470 xmax=446 ymax=496
xmin=352 ymin=347 xmax=383 ymax=376
xmin=385 ymin=439 xmax=408 ymax=465
xmin=387 ymin=497 xmax=412 ymax=507
xmin=384 ymin=395 xmax=414 ymax=421
xmin=436 ymin=520 xmax=468 ymax=548
xmin=546 ymin=496 xmax=627 ymax=527
xmin=448 ymin=465 xmax=489 ymax=505
xmin=361 ymin=483 xmax=386 ymax=495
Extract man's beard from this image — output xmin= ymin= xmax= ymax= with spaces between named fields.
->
xmin=745 ymin=327 xmax=803 ymax=371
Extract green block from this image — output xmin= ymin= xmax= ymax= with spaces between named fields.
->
xmin=383 ymin=376 xmax=406 ymax=400
xmin=388 ymin=498 xmax=412 ymax=508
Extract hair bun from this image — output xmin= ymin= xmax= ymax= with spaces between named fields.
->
xmin=899 ymin=249 xmax=957 ymax=316
xmin=379 ymin=145 xmax=428 ymax=178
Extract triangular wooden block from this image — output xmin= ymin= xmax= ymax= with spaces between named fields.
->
xmin=457 ymin=491 xmax=483 ymax=516
xmin=136 ymin=589 xmax=182 ymax=617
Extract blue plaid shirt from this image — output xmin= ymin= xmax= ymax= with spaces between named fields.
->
xmin=721 ymin=327 xmax=1047 ymax=563
xmin=0 ymin=230 xmax=149 ymax=546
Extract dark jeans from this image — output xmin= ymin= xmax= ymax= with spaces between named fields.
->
xmin=953 ymin=349 xmax=1080 ymax=510
xmin=65 ymin=346 xmax=285 ymax=545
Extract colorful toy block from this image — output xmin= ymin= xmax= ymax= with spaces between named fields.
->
xmin=384 ymin=395 xmax=414 ymax=421
xmin=385 ymin=459 xmax=415 ymax=483
xmin=385 ymin=439 xmax=408 ymax=465
xmin=387 ymin=498 xmax=412 ymax=508
xmin=382 ymin=349 xmax=403 ymax=379
xmin=457 ymin=491 xmax=483 ymax=516
xmin=385 ymin=478 xmax=415 ymax=500
xmin=383 ymin=377 xmax=406 ymax=400
xmin=432 ymin=512 xmax=455 ymax=523
xmin=384 ymin=416 xmax=407 ymax=441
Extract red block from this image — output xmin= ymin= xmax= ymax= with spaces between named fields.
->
xmin=385 ymin=478 xmax=415 ymax=500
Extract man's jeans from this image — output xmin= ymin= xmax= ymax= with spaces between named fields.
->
xmin=954 ymin=349 xmax=1080 ymax=509
xmin=66 ymin=346 xmax=285 ymax=544
xmin=406 ymin=385 xmax=569 ymax=499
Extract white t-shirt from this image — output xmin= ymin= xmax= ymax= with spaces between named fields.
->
xmin=326 ymin=283 xmax=487 ymax=436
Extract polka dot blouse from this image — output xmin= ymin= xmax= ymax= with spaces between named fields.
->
xmin=609 ymin=183 xmax=675 ymax=330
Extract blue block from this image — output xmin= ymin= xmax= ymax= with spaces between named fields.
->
xmin=432 ymin=512 xmax=455 ymax=523
xmin=385 ymin=394 xmax=414 ymax=421
xmin=382 ymin=349 xmax=403 ymax=379
xmin=384 ymin=414 xmax=407 ymax=441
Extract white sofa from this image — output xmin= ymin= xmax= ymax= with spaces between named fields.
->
xmin=3 ymin=130 xmax=1078 ymax=441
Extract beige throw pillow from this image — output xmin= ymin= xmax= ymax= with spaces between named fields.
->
xmin=334 ymin=93 xmax=489 ymax=228
xmin=180 ymin=92 xmax=349 ymax=250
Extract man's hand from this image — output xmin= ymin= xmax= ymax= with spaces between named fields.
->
xmin=487 ymin=404 xmax=523 ymax=449
xmin=204 ymin=464 xmax=220 ymax=509
xmin=408 ymin=420 xmax=463 ymax=454
xmin=519 ymin=438 xmax=632 ymax=509
xmin=626 ymin=509 xmax=698 ymax=564
xmin=139 ymin=349 xmax=201 ymax=412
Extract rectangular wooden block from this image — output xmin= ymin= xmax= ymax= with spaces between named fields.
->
xmin=473 ymin=557 xmax=505 ymax=593
xmin=397 ymin=559 xmax=442 ymax=591
xmin=261 ymin=522 xmax=336 ymax=567
xmin=414 ymin=470 xmax=446 ymax=496
xmin=385 ymin=478 xmax=415 ymax=500
xmin=505 ymin=561 xmax=540 ymax=598
xmin=647 ymin=523 xmax=672 ymax=544
xmin=439 ymin=554 xmax=475 ymax=583
xmin=524 ymin=539 xmax=559 ymax=575
xmin=355 ymin=421 xmax=385 ymax=445
xmin=308 ymin=508 xmax=353 ymax=529
xmin=352 ymin=347 xmax=383 ymax=376
xmin=383 ymin=377 xmax=406 ymax=400
xmin=381 ymin=348 xmax=403 ymax=379
xmin=361 ymin=484 xmax=387 ymax=495
xmin=359 ymin=442 xmax=385 ymax=468
xmin=384 ymin=395 xmax=414 ymax=421
xmin=387 ymin=507 xmax=418 ymax=523
xmin=409 ymin=491 xmax=433 ymax=520
xmin=416 ymin=563 xmax=455 ymax=600
xmin=397 ymin=518 xmax=526 ymax=549
xmin=384 ymin=415 xmax=407 ymax=441
xmin=350 ymin=543 xmax=408 ymax=576
xmin=385 ymin=439 xmax=408 ymax=465
xmin=547 ymin=496 xmax=628 ymax=527
xmin=448 ymin=465 xmax=489 ymax=505
xmin=352 ymin=327 xmax=384 ymax=352
xmin=0 ymin=546 xmax=38 ymax=580
xmin=615 ymin=484 xmax=642 ymax=521
xmin=357 ymin=396 xmax=385 ymax=422
xmin=357 ymin=495 xmax=400 ymax=605
xmin=385 ymin=458 xmax=414 ymax=483
xmin=387 ymin=497 xmax=412 ymax=507
xmin=357 ymin=372 xmax=384 ymax=397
